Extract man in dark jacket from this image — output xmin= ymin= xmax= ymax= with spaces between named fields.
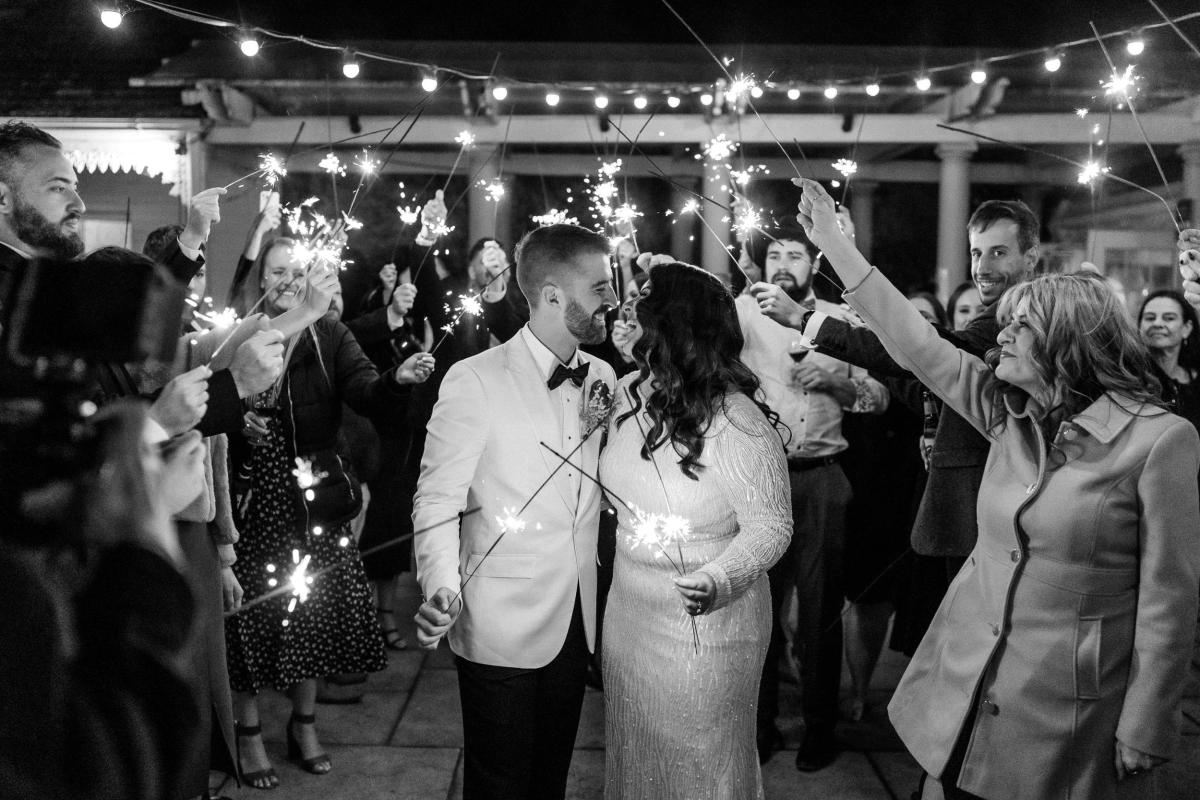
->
xmin=752 ymin=200 xmax=1040 ymax=576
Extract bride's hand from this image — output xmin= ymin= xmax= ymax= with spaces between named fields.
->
xmin=791 ymin=178 xmax=850 ymax=256
xmin=674 ymin=571 xmax=717 ymax=615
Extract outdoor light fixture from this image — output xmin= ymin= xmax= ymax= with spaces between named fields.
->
xmin=99 ymin=5 xmax=123 ymax=28
xmin=1044 ymin=51 xmax=1063 ymax=72
xmin=491 ymin=84 xmax=508 ymax=101
xmin=787 ymin=86 xmax=801 ymax=100
xmin=824 ymin=85 xmax=838 ymax=100
xmin=238 ymin=28 xmax=260 ymax=57
xmin=699 ymin=92 xmax=713 ymax=106
xmin=342 ymin=50 xmax=360 ymax=79
xmin=970 ymin=65 xmax=988 ymax=85
xmin=634 ymin=95 xmax=648 ymax=109
xmin=594 ymin=94 xmax=609 ymax=109
xmin=545 ymin=91 xmax=560 ymax=106
xmin=1126 ymin=32 xmax=1146 ymax=56
xmin=421 ymin=70 xmax=438 ymax=92
xmin=666 ymin=94 xmax=681 ymax=108
xmin=750 ymin=86 xmax=763 ymax=98
xmin=865 ymin=82 xmax=881 ymax=97
xmin=915 ymin=75 xmax=932 ymax=92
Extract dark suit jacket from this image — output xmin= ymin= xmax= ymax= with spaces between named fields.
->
xmin=813 ymin=306 xmax=999 ymax=556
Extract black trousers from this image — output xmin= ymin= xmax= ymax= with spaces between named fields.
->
xmin=455 ymin=593 xmax=589 ymax=800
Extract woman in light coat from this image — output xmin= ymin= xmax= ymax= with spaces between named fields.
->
xmin=775 ymin=179 xmax=1200 ymax=800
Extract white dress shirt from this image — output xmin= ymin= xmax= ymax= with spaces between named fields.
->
xmin=519 ymin=326 xmax=584 ymax=508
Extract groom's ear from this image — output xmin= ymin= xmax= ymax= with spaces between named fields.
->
xmin=541 ymin=282 xmax=561 ymax=308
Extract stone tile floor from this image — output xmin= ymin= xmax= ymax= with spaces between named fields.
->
xmin=216 ymin=573 xmax=1200 ymax=799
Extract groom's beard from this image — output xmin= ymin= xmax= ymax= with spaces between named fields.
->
xmin=564 ymin=298 xmax=608 ymax=344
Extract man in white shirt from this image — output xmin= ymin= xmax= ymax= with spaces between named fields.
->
xmin=413 ymin=223 xmax=618 ymax=800
xmin=738 ymin=229 xmax=889 ymax=771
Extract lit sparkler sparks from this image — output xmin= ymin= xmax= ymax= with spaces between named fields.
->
xmin=730 ymin=203 xmax=763 ymax=240
xmin=495 ymin=508 xmax=527 ymax=536
xmin=354 ymin=149 xmax=380 ymax=175
xmin=259 ymin=153 xmax=287 ymax=187
xmin=397 ymin=205 xmax=420 ymax=225
xmin=319 ymin=152 xmax=346 ymax=176
xmin=454 ymin=130 xmax=476 ymax=148
xmin=340 ymin=212 xmax=364 ymax=231
xmin=482 ymin=179 xmax=506 ymax=202
xmin=832 ymin=158 xmax=859 ymax=177
xmin=1077 ymin=161 xmax=1109 ymax=185
xmin=292 ymin=456 xmax=328 ymax=491
xmin=1075 ymin=108 xmax=1090 ymax=119
xmin=532 ymin=209 xmax=579 ymax=226
xmin=627 ymin=506 xmax=692 ymax=568
xmin=193 ymin=306 xmax=240 ymax=330
xmin=1102 ymin=65 xmax=1138 ymax=99
xmin=724 ymin=73 xmax=758 ymax=104
xmin=702 ymin=134 xmax=738 ymax=162
xmin=283 ymin=549 xmax=313 ymax=621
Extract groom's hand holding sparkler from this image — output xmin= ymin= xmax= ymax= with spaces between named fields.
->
xmin=415 ymin=587 xmax=462 ymax=648
xmin=179 ymin=187 xmax=227 ymax=252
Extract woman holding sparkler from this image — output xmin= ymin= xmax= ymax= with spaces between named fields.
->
xmin=794 ymin=177 xmax=1200 ymax=800
xmin=224 ymin=237 xmax=434 ymax=789
xmin=600 ymin=260 xmax=792 ymax=799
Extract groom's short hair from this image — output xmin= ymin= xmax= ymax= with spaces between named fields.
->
xmin=515 ymin=224 xmax=611 ymax=307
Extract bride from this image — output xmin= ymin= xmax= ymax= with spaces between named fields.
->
xmin=600 ymin=259 xmax=792 ymax=799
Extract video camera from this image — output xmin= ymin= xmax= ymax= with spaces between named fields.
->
xmin=0 ymin=251 xmax=185 ymax=544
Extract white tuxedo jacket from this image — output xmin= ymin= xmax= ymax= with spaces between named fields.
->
xmin=413 ymin=328 xmax=616 ymax=668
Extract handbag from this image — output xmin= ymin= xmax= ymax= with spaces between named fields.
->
xmin=297 ymin=447 xmax=363 ymax=528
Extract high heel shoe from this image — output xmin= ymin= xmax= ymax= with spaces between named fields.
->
xmin=287 ymin=712 xmax=332 ymax=775
xmin=376 ymin=606 xmax=408 ymax=650
xmin=235 ymin=722 xmax=279 ymax=790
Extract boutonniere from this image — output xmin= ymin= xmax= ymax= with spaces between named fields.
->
xmin=581 ymin=379 xmax=615 ymax=437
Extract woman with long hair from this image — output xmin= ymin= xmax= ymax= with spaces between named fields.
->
xmin=599 ymin=261 xmax=792 ymax=799
xmin=225 ymin=237 xmax=434 ymax=789
xmin=790 ymin=178 xmax=1200 ymax=800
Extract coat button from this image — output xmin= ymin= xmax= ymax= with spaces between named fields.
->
xmin=1010 ymin=549 xmax=1021 ymax=563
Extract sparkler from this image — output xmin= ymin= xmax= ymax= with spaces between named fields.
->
xmin=1102 ymin=64 xmax=1138 ymax=99
xmin=833 ymin=159 xmax=859 ymax=178
xmin=428 ymin=267 xmax=511 ymax=356
xmin=220 ymin=152 xmax=288 ymax=192
xmin=397 ymin=205 xmax=420 ymax=225
xmin=443 ymin=130 xmax=476 ymax=193
xmin=481 ymin=179 xmax=505 ymax=202
xmin=532 ymin=209 xmax=579 ymax=226
xmin=319 ymin=152 xmax=346 ymax=176
xmin=679 ymin=198 xmax=751 ymax=282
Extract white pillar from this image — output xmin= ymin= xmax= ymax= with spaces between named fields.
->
xmin=701 ymin=147 xmax=733 ymax=282
xmin=848 ymin=180 xmax=877 ymax=263
xmin=935 ymin=141 xmax=977 ymax=301
xmin=1178 ymin=141 xmax=1200 ymax=226
xmin=468 ymin=147 xmax=500 ymax=245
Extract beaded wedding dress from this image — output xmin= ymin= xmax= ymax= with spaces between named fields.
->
xmin=599 ymin=377 xmax=792 ymax=800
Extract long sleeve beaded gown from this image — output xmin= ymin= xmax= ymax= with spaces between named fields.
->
xmin=599 ymin=377 xmax=792 ymax=800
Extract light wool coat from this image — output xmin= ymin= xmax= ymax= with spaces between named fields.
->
xmin=844 ymin=268 xmax=1200 ymax=800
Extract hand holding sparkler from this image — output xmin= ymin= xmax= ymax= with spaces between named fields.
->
xmin=395 ymin=352 xmax=436 ymax=385
xmin=379 ymin=263 xmax=398 ymax=296
xmin=229 ymin=327 xmax=285 ymax=398
xmin=675 ymin=571 xmax=717 ymax=616
xmin=415 ymin=587 xmax=462 ymax=649
xmin=749 ymin=282 xmax=808 ymax=329
xmin=793 ymin=178 xmax=854 ymax=259
xmin=390 ymin=282 xmax=417 ymax=316
xmin=416 ymin=190 xmax=449 ymax=246
xmin=149 ymin=365 xmax=212 ymax=436
xmin=300 ymin=262 xmax=340 ymax=320
xmin=180 ymin=187 xmax=228 ymax=252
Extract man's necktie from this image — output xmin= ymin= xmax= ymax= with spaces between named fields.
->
xmin=547 ymin=361 xmax=590 ymax=390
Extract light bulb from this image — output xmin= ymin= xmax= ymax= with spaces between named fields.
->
xmin=342 ymin=50 xmax=360 ymax=79
xmin=594 ymin=94 xmax=609 ymax=110
xmin=239 ymin=36 xmax=260 ymax=57
xmin=787 ymin=86 xmax=801 ymax=100
xmin=915 ymin=75 xmax=932 ymax=92
xmin=421 ymin=73 xmax=438 ymax=92
xmin=865 ymin=82 xmax=881 ymax=97
xmin=824 ymin=85 xmax=838 ymax=100
xmin=545 ymin=91 xmax=560 ymax=107
xmin=666 ymin=95 xmax=681 ymax=108
xmin=491 ymin=85 xmax=508 ymax=101
xmin=1126 ymin=36 xmax=1145 ymax=56
xmin=970 ymin=67 xmax=987 ymax=85
xmin=699 ymin=92 xmax=713 ymax=106
xmin=750 ymin=86 xmax=763 ymax=98
xmin=100 ymin=8 xmax=122 ymax=28
xmin=1044 ymin=53 xmax=1062 ymax=72
xmin=633 ymin=95 xmax=648 ymax=110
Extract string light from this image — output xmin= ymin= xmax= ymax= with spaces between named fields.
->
xmin=341 ymin=49 xmax=360 ymax=79
xmin=865 ymin=82 xmax=881 ymax=97
xmin=823 ymin=85 xmax=838 ymax=100
xmin=238 ymin=28 xmax=260 ymax=57
xmin=787 ymin=86 xmax=801 ymax=100
xmin=1126 ymin=31 xmax=1146 ymax=56
xmin=699 ymin=92 xmax=713 ymax=106
xmin=421 ymin=70 xmax=438 ymax=92
xmin=491 ymin=84 xmax=508 ymax=101
xmin=750 ymin=86 xmax=764 ymax=99
xmin=915 ymin=75 xmax=932 ymax=92
xmin=99 ymin=5 xmax=123 ymax=28
xmin=1044 ymin=50 xmax=1063 ymax=72
xmin=594 ymin=94 xmax=609 ymax=109
xmin=634 ymin=95 xmax=648 ymax=110
xmin=545 ymin=91 xmax=560 ymax=106
xmin=970 ymin=64 xmax=988 ymax=85
xmin=666 ymin=94 xmax=681 ymax=108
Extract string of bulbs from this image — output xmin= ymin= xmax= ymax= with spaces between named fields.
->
xmin=98 ymin=0 xmax=1200 ymax=113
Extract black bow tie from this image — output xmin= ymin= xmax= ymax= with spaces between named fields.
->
xmin=547 ymin=361 xmax=589 ymax=390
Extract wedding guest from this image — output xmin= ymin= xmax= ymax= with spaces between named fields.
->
xmin=797 ymin=177 xmax=1200 ymax=800
xmin=601 ymin=260 xmax=791 ymax=798
xmin=1139 ymin=289 xmax=1200 ymax=433
xmin=225 ymin=238 xmax=434 ymax=788
xmin=948 ymin=281 xmax=987 ymax=332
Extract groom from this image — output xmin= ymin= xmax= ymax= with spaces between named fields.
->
xmin=413 ymin=223 xmax=618 ymax=799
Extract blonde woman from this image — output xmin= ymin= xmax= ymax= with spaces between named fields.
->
xmin=778 ymin=179 xmax=1200 ymax=800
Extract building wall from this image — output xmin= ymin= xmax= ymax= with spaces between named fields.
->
xmin=76 ymin=169 xmax=184 ymax=256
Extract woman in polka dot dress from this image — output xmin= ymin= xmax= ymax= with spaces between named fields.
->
xmin=225 ymin=238 xmax=435 ymax=789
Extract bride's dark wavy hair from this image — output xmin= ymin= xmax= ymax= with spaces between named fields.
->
xmin=616 ymin=261 xmax=783 ymax=479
